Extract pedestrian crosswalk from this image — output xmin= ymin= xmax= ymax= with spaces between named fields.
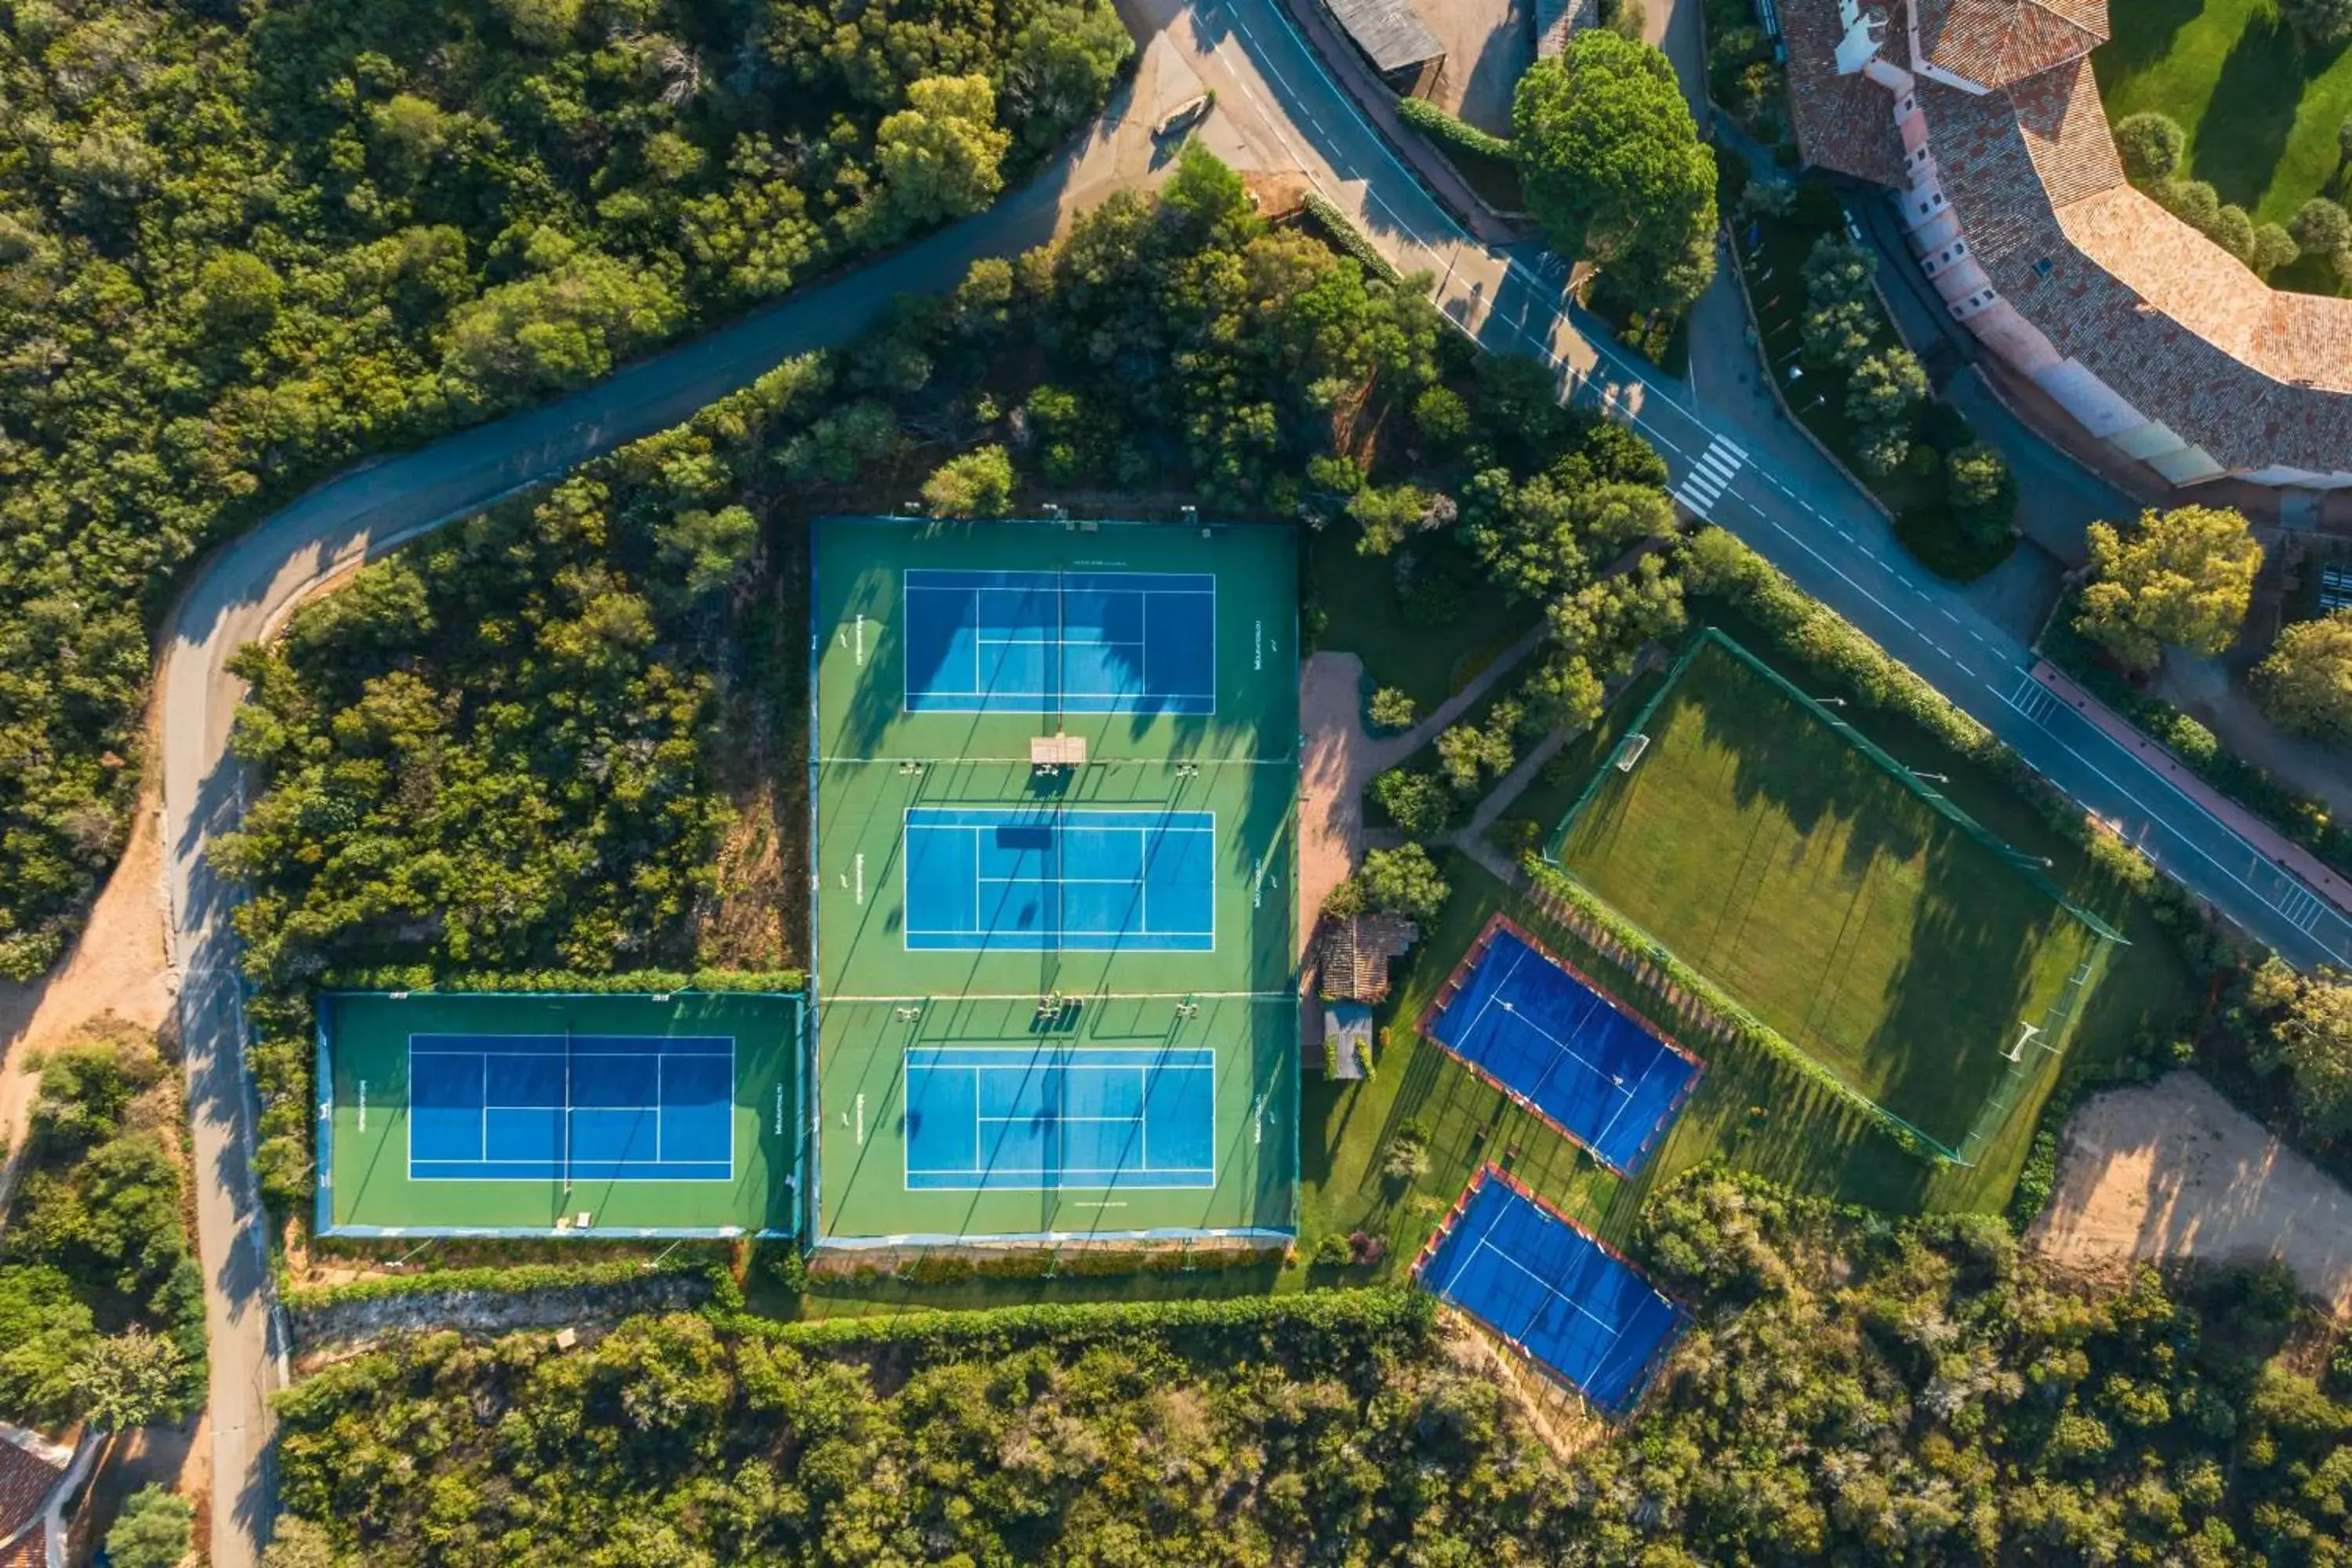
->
xmin=2005 ymin=669 xmax=2060 ymax=725
xmin=2275 ymin=883 xmax=2328 ymax=935
xmin=1670 ymin=435 xmax=1746 ymax=517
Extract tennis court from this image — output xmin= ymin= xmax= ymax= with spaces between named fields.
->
xmin=904 ymin=806 xmax=1215 ymax=952
xmin=318 ymin=991 xmax=800 ymax=1237
xmin=408 ymin=1033 xmax=733 ymax=1183
xmin=1418 ymin=1167 xmax=1683 ymax=1417
xmin=903 ymin=1045 xmax=1215 ymax=1189
xmin=904 ymin=568 xmax=1216 ymax=714
xmin=1421 ymin=917 xmax=1701 ymax=1174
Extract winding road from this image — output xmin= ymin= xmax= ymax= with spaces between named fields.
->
xmin=140 ymin=2 xmax=2351 ymax=1561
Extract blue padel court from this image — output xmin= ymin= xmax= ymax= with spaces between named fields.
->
xmin=904 ymin=1046 xmax=1217 ymax=1190
xmin=1420 ymin=1169 xmax=1683 ymax=1417
xmin=1424 ymin=919 xmax=1700 ymax=1174
xmin=408 ymin=1033 xmax=734 ymax=1183
xmin=902 ymin=568 xmax=1216 ymax=714
xmin=904 ymin=806 xmax=1216 ymax=952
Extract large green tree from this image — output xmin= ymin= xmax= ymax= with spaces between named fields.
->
xmin=1512 ymin=30 xmax=1718 ymax=312
xmin=2255 ymin=609 xmax=2352 ymax=746
xmin=2077 ymin=506 xmax=2263 ymax=672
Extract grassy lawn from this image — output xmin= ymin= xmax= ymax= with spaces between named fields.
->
xmin=2097 ymin=0 xmax=2352 ymax=237
xmin=1557 ymin=637 xmax=2106 ymax=1153
xmin=1304 ymin=527 xmax=1540 ymax=710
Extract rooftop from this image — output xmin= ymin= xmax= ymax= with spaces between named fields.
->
xmin=1914 ymin=0 xmax=2107 ymax=91
xmin=1317 ymin=913 xmax=1420 ymax=1003
xmin=1324 ymin=0 xmax=1446 ymax=74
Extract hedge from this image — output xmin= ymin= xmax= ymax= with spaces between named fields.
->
xmin=728 ymin=1287 xmax=1436 ymax=1358
xmin=1396 ymin=96 xmax=1515 ymax=164
xmin=323 ymin=967 xmax=805 ymax=995
xmin=2042 ymin=604 xmax=2352 ymax=880
xmin=282 ymin=1254 xmax=736 ymax=1312
xmin=1301 ymin=193 xmax=1403 ymax=286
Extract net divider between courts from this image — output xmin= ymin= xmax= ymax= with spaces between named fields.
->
xmin=1416 ymin=912 xmax=1706 ymax=1178
xmin=1544 ymin=626 xmax=2129 ymax=948
xmin=1412 ymin=1163 xmax=1689 ymax=1421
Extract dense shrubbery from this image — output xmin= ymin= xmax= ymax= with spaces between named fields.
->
xmin=0 ymin=0 xmax=1131 ymax=981
xmin=1396 ymin=95 xmax=1514 ymax=163
xmin=270 ymin=1172 xmax=2352 ymax=1565
xmin=0 ymin=1021 xmax=203 ymax=1429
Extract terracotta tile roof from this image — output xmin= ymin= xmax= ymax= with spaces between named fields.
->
xmin=1780 ymin=0 xmax=1908 ymax=186
xmin=1924 ymin=62 xmax=2352 ymax=474
xmin=0 ymin=1428 xmax=64 ymax=1566
xmin=1915 ymin=0 xmax=2107 ymax=89
xmin=1316 ymin=914 xmax=1420 ymax=1003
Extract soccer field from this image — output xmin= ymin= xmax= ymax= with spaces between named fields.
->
xmin=318 ymin=990 xmax=801 ymax=1236
xmin=1555 ymin=636 xmax=2107 ymax=1155
xmin=811 ymin=517 xmax=1300 ymax=1243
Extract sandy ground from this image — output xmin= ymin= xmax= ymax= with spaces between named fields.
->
xmin=1412 ymin=0 xmax=1533 ymax=136
xmin=2028 ymin=1071 xmax=2352 ymax=1315
xmin=0 ymin=775 xmax=175 ymax=1203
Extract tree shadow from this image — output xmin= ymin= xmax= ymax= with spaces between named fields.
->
xmin=2090 ymin=0 xmax=2205 ymax=85
xmin=2196 ymin=13 xmax=2311 ymax=210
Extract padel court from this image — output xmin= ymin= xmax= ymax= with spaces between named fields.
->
xmin=318 ymin=990 xmax=800 ymax=1237
xmin=903 ymin=806 xmax=1215 ymax=952
xmin=1419 ymin=1167 xmax=1682 ymax=1417
xmin=1422 ymin=917 xmax=1700 ymax=1175
xmin=904 ymin=568 xmax=1215 ymax=714
xmin=408 ymin=1033 xmax=732 ymax=1183
xmin=811 ymin=517 xmax=1301 ymax=1244
xmin=903 ymin=1045 xmax=1215 ymax=1189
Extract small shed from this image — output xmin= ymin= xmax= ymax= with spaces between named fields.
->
xmin=1323 ymin=0 xmax=1446 ymax=96
xmin=1317 ymin=913 xmax=1421 ymax=1004
xmin=1323 ymin=1001 xmax=1373 ymax=1079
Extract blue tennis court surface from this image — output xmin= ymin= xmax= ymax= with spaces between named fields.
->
xmin=904 ymin=807 xmax=1215 ymax=952
xmin=904 ymin=1046 xmax=1217 ymax=1189
xmin=1419 ymin=1169 xmax=1682 ymax=1416
xmin=408 ymin=1033 xmax=733 ymax=1182
xmin=1423 ymin=919 xmax=1699 ymax=1174
xmin=902 ymin=568 xmax=1216 ymax=714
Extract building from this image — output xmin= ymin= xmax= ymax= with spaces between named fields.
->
xmin=1781 ymin=0 xmax=2352 ymax=490
xmin=0 ymin=1423 xmax=81 ymax=1568
xmin=1316 ymin=912 xmax=1421 ymax=1004
xmin=1323 ymin=0 xmax=1446 ymax=96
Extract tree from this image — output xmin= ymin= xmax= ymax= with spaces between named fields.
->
xmin=2279 ymin=0 xmax=2352 ymax=46
xmin=2114 ymin=112 xmax=2187 ymax=184
xmin=107 ymin=1486 xmax=194 ymax=1568
xmin=921 ymin=445 xmax=1016 ymax=517
xmin=2250 ymin=222 xmax=2301 ymax=279
xmin=656 ymin=506 xmax=760 ymax=599
xmin=1370 ymin=769 xmax=1453 ymax=835
xmin=1349 ymin=484 xmax=1447 ymax=555
xmin=873 ymin=75 xmax=1014 ymax=240
xmin=72 ymin=1327 xmax=187 ymax=1430
xmin=1946 ymin=441 xmax=2016 ymax=548
xmin=2255 ymin=609 xmax=2352 ymax=746
xmin=2076 ymin=506 xmax=2263 ymax=672
xmin=440 ymin=249 xmax=684 ymax=406
xmin=2252 ymin=961 xmax=2352 ymax=1136
xmin=1367 ymin=688 xmax=1420 ymax=731
xmin=1006 ymin=0 xmax=1135 ymax=150
xmin=1512 ymin=31 xmax=1718 ymax=312
xmin=1352 ymin=844 xmax=1450 ymax=922
xmin=1845 ymin=349 xmax=1926 ymax=476
xmin=0 ymin=1266 xmax=100 ymax=1427
xmin=260 ymin=1519 xmax=338 ymax=1568
xmin=1412 ymin=386 xmax=1471 ymax=452
xmin=1799 ymin=237 xmax=1878 ymax=371
xmin=2289 ymin=197 xmax=2352 ymax=259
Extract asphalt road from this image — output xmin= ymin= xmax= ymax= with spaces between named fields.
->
xmin=154 ymin=6 xmax=2350 ymax=1562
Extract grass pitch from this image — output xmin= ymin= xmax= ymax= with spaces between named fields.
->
xmin=1556 ymin=640 xmax=2104 ymax=1154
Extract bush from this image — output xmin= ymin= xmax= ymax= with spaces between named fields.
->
xmin=2290 ymin=197 xmax=2352 ymax=258
xmin=2251 ymin=222 xmax=2301 ymax=279
xmin=1370 ymin=768 xmax=1454 ymax=834
xmin=1410 ymin=386 xmax=1472 ymax=452
xmin=2113 ymin=112 xmax=2186 ymax=183
xmin=106 ymin=1486 xmax=194 ymax=1568
xmin=2280 ymin=0 xmax=2352 ymax=47
xmin=1300 ymin=194 xmax=1403 ymax=285
xmin=1396 ymin=96 xmax=1515 ymax=164
xmin=1312 ymin=1232 xmax=1354 ymax=1266
xmin=1368 ymin=687 xmax=1420 ymax=732
xmin=921 ymin=444 xmax=1016 ymax=517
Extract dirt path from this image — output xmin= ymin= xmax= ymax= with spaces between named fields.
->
xmin=1295 ymin=623 xmax=1550 ymax=959
xmin=2027 ymin=1071 xmax=2352 ymax=1315
xmin=0 ymin=773 xmax=174 ymax=1207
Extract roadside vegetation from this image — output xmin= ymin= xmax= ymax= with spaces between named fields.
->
xmin=0 ymin=1018 xmax=204 ymax=1432
xmin=270 ymin=1171 xmax=2352 ymax=1566
xmin=0 ymin=0 xmax=1132 ymax=982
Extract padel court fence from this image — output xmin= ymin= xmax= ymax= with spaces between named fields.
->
xmin=1415 ymin=1165 xmax=1685 ymax=1418
xmin=1417 ymin=914 xmax=1703 ymax=1176
xmin=1536 ymin=627 xmax=2122 ymax=1167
